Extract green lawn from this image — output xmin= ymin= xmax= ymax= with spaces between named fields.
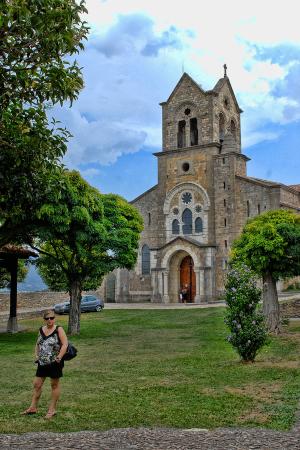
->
xmin=0 ymin=308 xmax=300 ymax=434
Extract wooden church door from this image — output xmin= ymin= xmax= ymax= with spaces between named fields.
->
xmin=180 ymin=256 xmax=196 ymax=302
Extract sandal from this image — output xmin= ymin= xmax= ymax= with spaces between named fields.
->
xmin=21 ymin=408 xmax=37 ymax=415
xmin=45 ymin=411 xmax=56 ymax=419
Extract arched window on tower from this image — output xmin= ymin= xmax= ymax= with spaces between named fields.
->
xmin=182 ymin=208 xmax=192 ymax=234
xmin=195 ymin=217 xmax=203 ymax=233
xmin=230 ymin=119 xmax=236 ymax=141
xmin=190 ymin=118 xmax=198 ymax=146
xmin=141 ymin=245 xmax=150 ymax=275
xmin=172 ymin=219 xmax=180 ymax=235
xmin=177 ymin=120 xmax=186 ymax=148
xmin=219 ymin=113 xmax=225 ymax=142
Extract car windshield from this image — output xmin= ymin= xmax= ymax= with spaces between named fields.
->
xmin=82 ymin=296 xmax=95 ymax=302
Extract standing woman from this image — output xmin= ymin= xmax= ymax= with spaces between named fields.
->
xmin=22 ymin=309 xmax=68 ymax=419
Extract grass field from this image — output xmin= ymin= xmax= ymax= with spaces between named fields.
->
xmin=0 ymin=307 xmax=300 ymax=434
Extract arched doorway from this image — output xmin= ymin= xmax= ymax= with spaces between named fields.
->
xmin=180 ymin=255 xmax=196 ymax=302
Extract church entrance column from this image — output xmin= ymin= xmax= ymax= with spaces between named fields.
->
xmin=162 ymin=270 xmax=170 ymax=303
xmin=199 ymin=269 xmax=205 ymax=302
xmin=193 ymin=267 xmax=201 ymax=303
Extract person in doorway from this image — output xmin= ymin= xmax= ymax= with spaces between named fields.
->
xmin=180 ymin=284 xmax=189 ymax=304
xmin=22 ymin=309 xmax=68 ymax=419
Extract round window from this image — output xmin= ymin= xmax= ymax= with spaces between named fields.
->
xmin=195 ymin=205 xmax=202 ymax=213
xmin=182 ymin=162 xmax=190 ymax=172
xmin=182 ymin=192 xmax=192 ymax=204
xmin=173 ymin=207 xmax=179 ymax=215
xmin=184 ymin=108 xmax=191 ymax=116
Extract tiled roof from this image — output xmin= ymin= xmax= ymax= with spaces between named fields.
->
xmin=0 ymin=244 xmax=38 ymax=258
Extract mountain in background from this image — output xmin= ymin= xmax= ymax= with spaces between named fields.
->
xmin=3 ymin=264 xmax=50 ymax=292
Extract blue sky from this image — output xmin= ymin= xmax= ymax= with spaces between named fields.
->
xmin=52 ymin=0 xmax=300 ymax=201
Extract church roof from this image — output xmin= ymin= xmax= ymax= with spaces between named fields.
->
xmin=130 ymin=184 xmax=158 ymax=204
xmin=247 ymin=176 xmax=280 ymax=186
xmin=161 ymin=72 xmax=243 ymax=113
xmin=237 ymin=175 xmax=300 ymax=195
xmin=162 ymin=72 xmax=206 ymax=105
xmin=212 ymin=76 xmax=243 ymax=113
xmin=155 ymin=235 xmax=217 ymax=251
xmin=289 ymin=184 xmax=300 ymax=192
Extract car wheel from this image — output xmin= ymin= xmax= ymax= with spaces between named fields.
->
xmin=95 ymin=305 xmax=102 ymax=312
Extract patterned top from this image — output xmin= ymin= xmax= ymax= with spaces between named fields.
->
xmin=37 ymin=326 xmax=61 ymax=366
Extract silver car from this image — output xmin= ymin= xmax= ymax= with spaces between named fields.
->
xmin=54 ymin=295 xmax=104 ymax=314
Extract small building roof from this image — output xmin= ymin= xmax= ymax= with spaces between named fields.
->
xmin=0 ymin=244 xmax=38 ymax=259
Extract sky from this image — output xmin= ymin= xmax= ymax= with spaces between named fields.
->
xmin=52 ymin=0 xmax=300 ymax=201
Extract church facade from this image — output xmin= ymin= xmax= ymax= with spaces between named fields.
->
xmin=103 ymin=71 xmax=300 ymax=304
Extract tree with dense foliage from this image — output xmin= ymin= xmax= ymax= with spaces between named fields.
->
xmin=0 ymin=260 xmax=28 ymax=289
xmin=35 ymin=171 xmax=143 ymax=335
xmin=0 ymin=0 xmax=88 ymax=246
xmin=231 ymin=210 xmax=300 ymax=333
xmin=224 ymin=263 xmax=268 ymax=362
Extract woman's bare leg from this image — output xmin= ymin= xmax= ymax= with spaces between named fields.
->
xmin=46 ymin=378 xmax=60 ymax=417
xmin=22 ymin=377 xmax=45 ymax=413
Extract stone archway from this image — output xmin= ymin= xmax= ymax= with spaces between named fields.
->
xmin=168 ymin=250 xmax=197 ymax=303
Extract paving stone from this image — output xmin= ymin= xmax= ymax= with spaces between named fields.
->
xmin=1 ymin=426 xmax=300 ymax=450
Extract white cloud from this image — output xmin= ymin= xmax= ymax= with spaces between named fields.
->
xmin=58 ymin=0 xmax=300 ymax=170
xmin=242 ymin=130 xmax=280 ymax=149
xmin=80 ymin=167 xmax=102 ymax=177
xmin=54 ymin=106 xmax=148 ymax=167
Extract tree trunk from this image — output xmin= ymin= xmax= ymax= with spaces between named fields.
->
xmin=7 ymin=256 xmax=18 ymax=333
xmin=68 ymin=279 xmax=82 ymax=335
xmin=262 ymin=272 xmax=281 ymax=334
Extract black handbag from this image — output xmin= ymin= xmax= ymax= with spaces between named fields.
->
xmin=63 ymin=342 xmax=77 ymax=361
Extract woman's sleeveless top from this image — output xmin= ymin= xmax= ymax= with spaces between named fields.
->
xmin=37 ymin=326 xmax=61 ymax=366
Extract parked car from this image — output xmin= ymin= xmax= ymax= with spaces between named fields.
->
xmin=54 ymin=295 xmax=104 ymax=314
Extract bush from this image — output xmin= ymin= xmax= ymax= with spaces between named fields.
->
xmin=224 ymin=264 xmax=268 ymax=362
xmin=284 ymin=282 xmax=300 ymax=291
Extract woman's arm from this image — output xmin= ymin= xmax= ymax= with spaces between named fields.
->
xmin=34 ymin=330 xmax=40 ymax=362
xmin=34 ymin=341 xmax=39 ymax=362
xmin=56 ymin=327 xmax=68 ymax=362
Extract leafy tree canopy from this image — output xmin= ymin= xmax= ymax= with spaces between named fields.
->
xmin=35 ymin=171 xmax=143 ymax=334
xmin=231 ymin=209 xmax=300 ymax=281
xmin=0 ymin=0 xmax=88 ymax=107
xmin=101 ymin=193 xmax=144 ymax=272
xmin=0 ymin=0 xmax=89 ymax=247
xmin=36 ymin=170 xmax=106 ymax=291
xmin=231 ymin=209 xmax=300 ymax=333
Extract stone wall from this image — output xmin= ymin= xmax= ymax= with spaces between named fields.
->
xmin=280 ymin=186 xmax=300 ymax=209
xmin=212 ymin=82 xmax=241 ymax=152
xmin=0 ymin=290 xmax=101 ymax=312
xmin=280 ymin=298 xmax=300 ymax=318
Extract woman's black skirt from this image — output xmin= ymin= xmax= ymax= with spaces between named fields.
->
xmin=36 ymin=361 xmax=64 ymax=379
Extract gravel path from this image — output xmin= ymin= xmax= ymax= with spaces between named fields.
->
xmin=1 ymin=425 xmax=300 ymax=450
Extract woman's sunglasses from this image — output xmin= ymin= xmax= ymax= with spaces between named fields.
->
xmin=44 ymin=316 xmax=55 ymax=320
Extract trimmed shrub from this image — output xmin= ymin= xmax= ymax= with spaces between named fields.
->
xmin=224 ymin=264 xmax=268 ymax=362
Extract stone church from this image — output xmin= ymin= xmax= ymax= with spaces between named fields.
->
xmin=102 ymin=70 xmax=300 ymax=303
